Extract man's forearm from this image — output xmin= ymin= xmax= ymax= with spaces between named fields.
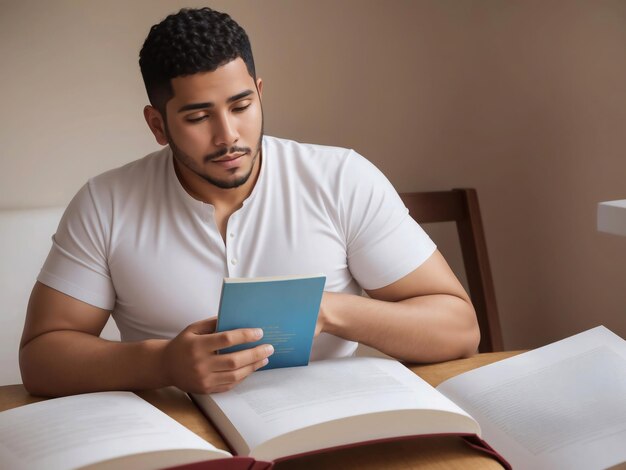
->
xmin=19 ymin=331 xmax=168 ymax=397
xmin=321 ymin=292 xmax=480 ymax=363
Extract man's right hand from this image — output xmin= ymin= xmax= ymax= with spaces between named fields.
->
xmin=162 ymin=317 xmax=274 ymax=394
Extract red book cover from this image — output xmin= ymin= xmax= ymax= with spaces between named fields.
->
xmin=187 ymin=394 xmax=510 ymax=469
xmin=164 ymin=457 xmax=273 ymax=470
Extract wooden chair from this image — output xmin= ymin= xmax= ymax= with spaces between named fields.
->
xmin=400 ymin=188 xmax=503 ymax=353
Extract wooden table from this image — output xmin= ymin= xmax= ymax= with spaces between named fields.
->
xmin=0 ymin=351 xmax=521 ymax=469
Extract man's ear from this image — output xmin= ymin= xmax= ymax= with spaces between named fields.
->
xmin=143 ymin=105 xmax=168 ymax=146
xmin=256 ymin=78 xmax=263 ymax=100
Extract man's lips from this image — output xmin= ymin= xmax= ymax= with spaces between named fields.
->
xmin=211 ymin=153 xmax=246 ymax=169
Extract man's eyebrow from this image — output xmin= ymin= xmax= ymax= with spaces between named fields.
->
xmin=227 ymin=89 xmax=254 ymax=103
xmin=178 ymin=102 xmax=213 ymax=112
xmin=177 ymin=90 xmax=255 ymax=113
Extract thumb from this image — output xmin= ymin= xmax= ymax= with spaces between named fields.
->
xmin=187 ymin=316 xmax=218 ymax=335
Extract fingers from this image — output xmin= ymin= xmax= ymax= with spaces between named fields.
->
xmin=186 ymin=317 xmax=218 ymax=335
xmin=188 ymin=347 xmax=272 ymax=394
xmin=186 ymin=318 xmax=265 ymax=353
xmin=210 ymin=356 xmax=272 ymax=392
xmin=204 ymin=327 xmax=265 ymax=352
xmin=212 ymin=344 xmax=274 ymax=372
xmin=167 ymin=320 xmax=275 ymax=394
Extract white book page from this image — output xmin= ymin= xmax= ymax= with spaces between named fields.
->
xmin=437 ymin=326 xmax=626 ymax=470
xmin=197 ymin=357 xmax=479 ymax=460
xmin=0 ymin=391 xmax=230 ymax=470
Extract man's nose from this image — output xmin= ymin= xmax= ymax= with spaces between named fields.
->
xmin=213 ymin=113 xmax=239 ymax=147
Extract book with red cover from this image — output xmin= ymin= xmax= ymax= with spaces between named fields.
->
xmin=188 ymin=356 xmax=511 ymax=469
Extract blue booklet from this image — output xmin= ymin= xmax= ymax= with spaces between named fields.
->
xmin=216 ymin=274 xmax=326 ymax=370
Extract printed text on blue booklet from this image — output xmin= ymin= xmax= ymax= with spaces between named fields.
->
xmin=215 ymin=274 xmax=326 ymax=370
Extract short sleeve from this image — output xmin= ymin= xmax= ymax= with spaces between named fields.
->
xmin=341 ymin=152 xmax=436 ymax=290
xmin=37 ymin=182 xmax=116 ymax=309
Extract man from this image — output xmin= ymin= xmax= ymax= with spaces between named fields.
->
xmin=19 ymin=8 xmax=479 ymax=397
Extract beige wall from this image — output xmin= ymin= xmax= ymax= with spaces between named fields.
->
xmin=2 ymin=0 xmax=626 ymax=349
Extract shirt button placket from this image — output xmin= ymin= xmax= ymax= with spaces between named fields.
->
xmin=226 ymin=216 xmax=239 ymax=277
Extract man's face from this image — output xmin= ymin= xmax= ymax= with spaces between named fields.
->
xmin=163 ymin=58 xmax=263 ymax=190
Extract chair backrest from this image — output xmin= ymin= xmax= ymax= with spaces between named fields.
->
xmin=400 ymin=188 xmax=503 ymax=353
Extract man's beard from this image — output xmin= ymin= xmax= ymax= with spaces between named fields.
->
xmin=166 ymin=119 xmax=264 ymax=190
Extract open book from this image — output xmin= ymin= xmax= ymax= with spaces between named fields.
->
xmin=192 ymin=325 xmax=626 ymax=469
xmin=191 ymin=356 xmax=505 ymax=465
xmin=437 ymin=325 xmax=626 ymax=470
xmin=0 ymin=391 xmax=252 ymax=470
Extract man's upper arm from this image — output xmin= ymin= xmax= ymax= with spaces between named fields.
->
xmin=365 ymin=250 xmax=471 ymax=303
xmin=37 ymin=182 xmax=116 ymax=311
xmin=339 ymin=152 xmax=437 ymax=291
xmin=20 ymin=282 xmax=111 ymax=349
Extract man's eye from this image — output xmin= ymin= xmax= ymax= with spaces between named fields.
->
xmin=233 ymin=104 xmax=251 ymax=113
xmin=186 ymin=115 xmax=209 ymax=123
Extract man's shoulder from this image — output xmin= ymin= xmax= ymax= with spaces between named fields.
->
xmin=264 ymin=135 xmax=352 ymax=161
xmin=87 ymin=147 xmax=170 ymax=192
xmin=264 ymin=135 xmax=380 ymax=179
xmin=62 ymin=147 xmax=172 ymax=229
xmin=264 ymin=136 xmax=361 ymax=180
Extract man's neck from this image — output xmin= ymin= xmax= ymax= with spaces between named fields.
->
xmin=173 ymin=153 xmax=262 ymax=214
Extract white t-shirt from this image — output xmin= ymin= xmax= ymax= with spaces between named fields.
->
xmin=38 ymin=136 xmax=436 ymax=359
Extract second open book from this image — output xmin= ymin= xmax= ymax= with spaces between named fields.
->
xmin=192 ymin=356 xmax=492 ymax=464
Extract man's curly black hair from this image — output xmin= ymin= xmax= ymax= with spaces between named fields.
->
xmin=139 ymin=7 xmax=256 ymax=114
